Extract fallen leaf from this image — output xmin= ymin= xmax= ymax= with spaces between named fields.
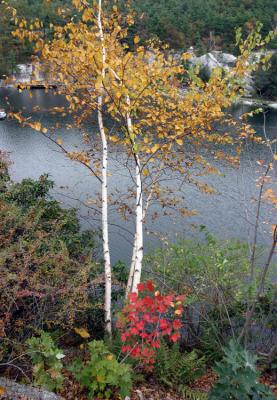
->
xmin=74 ymin=327 xmax=90 ymax=339
xmin=0 ymin=386 xmax=6 ymax=395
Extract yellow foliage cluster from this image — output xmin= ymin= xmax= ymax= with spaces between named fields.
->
xmin=11 ymin=0 xmax=276 ymax=200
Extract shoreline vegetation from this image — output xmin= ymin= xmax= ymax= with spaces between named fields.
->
xmin=0 ymin=0 xmax=276 ymax=399
xmin=1 ymin=49 xmax=277 ymax=109
xmin=0 ymin=159 xmax=276 ymax=399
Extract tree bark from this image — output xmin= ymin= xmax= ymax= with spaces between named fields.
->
xmin=126 ymin=233 xmax=137 ymax=298
xmin=124 ymin=95 xmax=144 ymax=294
xmin=131 ymin=159 xmax=144 ymax=293
xmin=97 ymin=0 xmax=112 ymax=335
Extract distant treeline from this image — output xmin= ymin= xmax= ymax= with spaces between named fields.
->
xmin=131 ymin=0 xmax=277 ymax=51
xmin=1 ymin=0 xmax=277 ymax=78
xmin=0 ymin=0 xmax=70 ymax=78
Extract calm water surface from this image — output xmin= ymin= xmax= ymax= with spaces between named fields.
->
xmin=0 ymin=88 xmax=276 ymax=263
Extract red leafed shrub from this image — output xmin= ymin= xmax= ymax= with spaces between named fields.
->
xmin=116 ymin=281 xmax=186 ymax=366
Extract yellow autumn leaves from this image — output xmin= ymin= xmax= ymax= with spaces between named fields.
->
xmin=28 ymin=121 xmax=48 ymax=134
xmin=11 ymin=0 xmax=276 ymax=191
xmin=12 ymin=0 xmax=249 ymax=165
xmin=263 ymin=188 xmax=277 ymax=209
xmin=82 ymin=8 xmax=94 ymax=23
xmin=12 ymin=114 xmax=48 ymax=133
xmin=74 ymin=327 xmax=90 ymax=339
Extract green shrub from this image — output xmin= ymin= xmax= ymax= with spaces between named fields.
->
xmin=0 ymin=167 xmax=96 ymax=364
xmin=70 ymin=340 xmax=132 ymax=399
xmin=27 ymin=332 xmax=65 ymax=391
xmin=144 ymin=229 xmax=275 ymax=360
xmin=209 ymin=339 xmax=275 ymax=400
xmin=254 ymin=52 xmax=277 ymax=100
xmin=145 ymin=228 xmax=252 ymax=300
xmin=154 ymin=341 xmax=205 ymax=387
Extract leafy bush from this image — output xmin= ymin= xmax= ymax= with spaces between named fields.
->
xmin=209 ymin=339 xmax=275 ymax=400
xmin=0 ymin=163 xmax=95 ymax=363
xmin=116 ymin=281 xmax=185 ymax=366
xmin=154 ymin=340 xmax=205 ymax=387
xmin=145 ymin=228 xmax=252 ymax=301
xmin=113 ymin=260 xmax=129 ymax=284
xmin=70 ymin=340 xmax=132 ymax=399
xmin=0 ymin=151 xmax=11 ymax=191
xmin=254 ymin=52 xmax=277 ymax=100
xmin=144 ymin=229 xmax=275 ymax=359
xmin=27 ymin=332 xmax=65 ymax=391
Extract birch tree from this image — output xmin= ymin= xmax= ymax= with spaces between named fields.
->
xmin=96 ymin=0 xmax=112 ymax=336
xmin=12 ymin=0 xmax=115 ymax=333
xmin=12 ymin=1 xmax=276 ymax=306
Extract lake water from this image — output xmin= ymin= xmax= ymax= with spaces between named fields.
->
xmin=0 ymin=88 xmax=276 ymax=264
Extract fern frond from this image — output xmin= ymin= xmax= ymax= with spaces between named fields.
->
xmin=179 ymin=384 xmax=208 ymax=400
xmin=154 ymin=341 xmax=206 ymax=387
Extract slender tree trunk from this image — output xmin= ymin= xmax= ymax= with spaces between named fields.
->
xmin=249 ymin=164 xmax=270 ymax=281
xmin=124 ymin=95 xmax=144 ymax=294
xmin=131 ymin=159 xmax=144 ymax=293
xmin=97 ymin=0 xmax=112 ymax=335
xmin=126 ymin=168 xmax=157 ymax=297
xmin=126 ymin=234 xmax=137 ymax=298
xmin=124 ymin=94 xmax=136 ymax=298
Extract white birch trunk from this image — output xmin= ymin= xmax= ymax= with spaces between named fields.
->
xmin=131 ymin=160 xmax=144 ymax=293
xmin=125 ymin=170 xmax=160 ymax=297
xmin=125 ymin=234 xmax=137 ymax=298
xmin=97 ymin=0 xmax=112 ymax=335
xmin=125 ymin=95 xmax=143 ymax=295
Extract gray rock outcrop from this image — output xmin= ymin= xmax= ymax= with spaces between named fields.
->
xmin=0 ymin=378 xmax=62 ymax=400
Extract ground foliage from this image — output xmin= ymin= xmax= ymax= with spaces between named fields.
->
xmin=209 ymin=339 xmax=275 ymax=399
xmin=69 ymin=340 xmax=132 ymax=399
xmin=27 ymin=332 xmax=65 ymax=392
xmin=154 ymin=340 xmax=207 ymax=399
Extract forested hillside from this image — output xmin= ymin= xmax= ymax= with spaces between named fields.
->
xmin=1 ymin=0 xmax=276 ymax=77
xmin=132 ymin=0 xmax=277 ymax=50
xmin=0 ymin=0 xmax=69 ymax=77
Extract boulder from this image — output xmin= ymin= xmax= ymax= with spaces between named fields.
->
xmin=0 ymin=378 xmax=62 ymax=400
xmin=190 ymin=52 xmax=222 ymax=70
xmin=217 ymin=52 xmax=237 ymax=66
xmin=189 ymin=51 xmax=237 ymax=75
